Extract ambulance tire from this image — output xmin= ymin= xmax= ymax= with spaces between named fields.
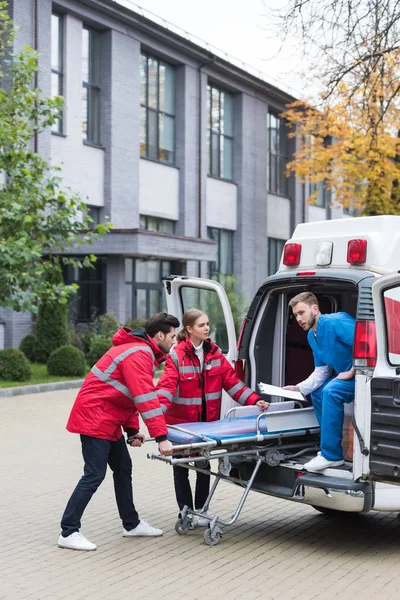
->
xmin=312 ymin=505 xmax=359 ymax=517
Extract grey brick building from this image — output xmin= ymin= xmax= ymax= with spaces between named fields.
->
xmin=1 ymin=0 xmax=340 ymax=348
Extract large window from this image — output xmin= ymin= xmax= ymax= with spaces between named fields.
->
xmin=310 ymin=181 xmax=326 ymax=208
xmin=268 ymin=113 xmax=289 ymax=196
xmin=268 ymin=238 xmax=285 ymax=275
xmin=125 ymin=259 xmax=183 ymax=320
xmin=63 ymin=258 xmax=106 ymax=322
xmin=51 ymin=13 xmax=63 ymax=134
xmin=82 ymin=27 xmax=101 ymax=145
xmin=208 ymin=228 xmax=234 ymax=278
xmin=140 ymin=54 xmax=175 ymax=163
xmin=207 ymin=85 xmax=233 ymax=180
xmin=140 ymin=215 xmax=175 ymax=234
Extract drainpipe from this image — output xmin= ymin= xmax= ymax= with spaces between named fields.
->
xmin=34 ymin=0 xmax=39 ymax=153
xmin=197 ymin=55 xmax=216 ymax=276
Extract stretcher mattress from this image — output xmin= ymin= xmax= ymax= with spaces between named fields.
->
xmin=167 ymin=407 xmax=319 ymax=444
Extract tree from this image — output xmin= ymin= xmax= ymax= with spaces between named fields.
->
xmin=284 ymin=57 xmax=400 ymax=215
xmin=268 ymin=0 xmax=400 ymax=214
xmin=0 ymin=2 xmax=110 ymax=312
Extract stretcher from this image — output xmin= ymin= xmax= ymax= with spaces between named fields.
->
xmin=147 ymin=403 xmax=320 ymax=546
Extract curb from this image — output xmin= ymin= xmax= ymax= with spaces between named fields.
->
xmin=0 ymin=379 xmax=85 ymax=398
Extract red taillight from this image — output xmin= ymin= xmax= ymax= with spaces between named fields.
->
xmin=283 ymin=243 xmax=302 ymax=266
xmin=234 ymin=359 xmax=245 ymax=381
xmin=297 ymin=271 xmax=316 ymax=276
xmin=347 ymin=239 xmax=367 ymax=264
xmin=237 ymin=318 xmax=247 ymax=351
xmin=353 ymin=320 xmax=377 ymax=367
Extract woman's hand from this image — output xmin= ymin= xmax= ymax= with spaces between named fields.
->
xmin=256 ymin=400 xmax=270 ymax=411
xmin=336 ymin=367 xmax=355 ymax=381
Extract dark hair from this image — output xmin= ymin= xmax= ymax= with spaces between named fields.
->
xmin=289 ymin=291 xmax=319 ymax=309
xmin=177 ymin=309 xmax=206 ymax=342
xmin=145 ymin=312 xmax=180 ymax=337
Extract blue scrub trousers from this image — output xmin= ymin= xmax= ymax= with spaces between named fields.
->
xmin=311 ymin=378 xmax=355 ymax=461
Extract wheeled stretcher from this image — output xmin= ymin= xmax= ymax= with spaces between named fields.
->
xmin=147 ymin=403 xmax=320 ymax=546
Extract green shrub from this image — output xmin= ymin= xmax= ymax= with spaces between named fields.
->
xmin=96 ymin=312 xmax=120 ymax=337
xmin=35 ymin=299 xmax=70 ymax=363
xmin=0 ymin=349 xmax=32 ymax=381
xmin=124 ymin=317 xmax=147 ymax=330
xmin=87 ymin=335 xmax=112 ymax=367
xmin=19 ymin=333 xmax=37 ymax=362
xmin=47 ymin=345 xmax=86 ymax=377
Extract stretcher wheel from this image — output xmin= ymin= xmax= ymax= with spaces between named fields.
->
xmin=175 ymin=518 xmax=191 ymax=535
xmin=204 ymin=528 xmax=222 ymax=546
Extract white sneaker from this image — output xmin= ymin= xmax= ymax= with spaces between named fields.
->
xmin=197 ymin=512 xmax=210 ymax=527
xmin=58 ymin=532 xmax=96 ymax=551
xmin=303 ymin=455 xmax=344 ymax=472
xmin=123 ymin=520 xmax=163 ymax=537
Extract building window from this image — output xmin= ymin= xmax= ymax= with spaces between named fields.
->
xmin=51 ymin=13 xmax=63 ymax=134
xmin=86 ymin=205 xmax=101 ymax=227
xmin=63 ymin=258 xmax=106 ymax=323
xmin=310 ymin=182 xmax=326 ymax=208
xmin=139 ymin=215 xmax=175 ymax=233
xmin=208 ymin=228 xmax=234 ymax=278
xmin=268 ymin=113 xmax=288 ymax=196
xmin=268 ymin=238 xmax=285 ymax=275
xmin=125 ymin=258 xmax=184 ymax=320
xmin=140 ymin=54 xmax=175 ymax=164
xmin=82 ymin=27 xmax=101 ymax=145
xmin=207 ymin=85 xmax=233 ymax=180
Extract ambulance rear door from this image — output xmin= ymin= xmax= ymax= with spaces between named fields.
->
xmin=370 ymin=272 xmax=400 ymax=483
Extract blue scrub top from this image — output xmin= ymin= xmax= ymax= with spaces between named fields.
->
xmin=307 ymin=312 xmax=355 ymax=374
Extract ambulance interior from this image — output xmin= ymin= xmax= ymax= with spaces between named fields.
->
xmin=250 ymin=280 xmax=359 ymax=461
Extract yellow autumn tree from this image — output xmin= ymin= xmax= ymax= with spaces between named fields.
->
xmin=284 ymin=51 xmax=400 ymax=215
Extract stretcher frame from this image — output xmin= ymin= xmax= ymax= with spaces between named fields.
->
xmin=147 ymin=410 xmax=320 ymax=546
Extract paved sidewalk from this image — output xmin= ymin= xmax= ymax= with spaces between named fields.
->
xmin=2 ymin=389 xmax=400 ymax=600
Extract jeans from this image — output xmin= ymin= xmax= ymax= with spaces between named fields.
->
xmin=173 ymin=462 xmax=210 ymax=512
xmin=311 ymin=377 xmax=355 ymax=461
xmin=60 ymin=434 xmax=140 ymax=537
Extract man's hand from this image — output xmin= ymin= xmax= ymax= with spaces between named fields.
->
xmin=127 ymin=432 xmax=146 ymax=447
xmin=158 ymin=439 xmax=173 ymax=456
xmin=336 ymin=367 xmax=355 ymax=381
xmin=256 ymin=400 xmax=270 ymax=411
xmin=282 ymin=385 xmax=300 ymax=391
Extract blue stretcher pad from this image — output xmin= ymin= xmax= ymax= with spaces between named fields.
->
xmin=167 ymin=409 xmax=319 ymax=445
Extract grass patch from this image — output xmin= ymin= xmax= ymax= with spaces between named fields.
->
xmin=0 ymin=363 xmax=87 ymax=388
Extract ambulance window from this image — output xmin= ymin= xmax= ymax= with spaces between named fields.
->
xmin=179 ymin=286 xmax=229 ymax=353
xmin=383 ymin=287 xmax=400 ymax=366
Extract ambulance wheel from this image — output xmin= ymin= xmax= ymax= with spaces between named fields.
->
xmin=204 ymin=528 xmax=221 ymax=546
xmin=175 ymin=518 xmax=190 ymax=535
xmin=312 ymin=505 xmax=357 ymax=516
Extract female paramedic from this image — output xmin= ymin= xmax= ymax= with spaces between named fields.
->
xmin=156 ymin=308 xmax=269 ymax=526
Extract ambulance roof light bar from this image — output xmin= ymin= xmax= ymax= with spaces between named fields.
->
xmin=283 ymin=243 xmax=302 ymax=266
xmin=347 ymin=239 xmax=367 ymax=264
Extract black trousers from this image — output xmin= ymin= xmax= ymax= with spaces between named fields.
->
xmin=60 ymin=434 xmax=140 ymax=536
xmin=173 ymin=461 xmax=210 ymax=512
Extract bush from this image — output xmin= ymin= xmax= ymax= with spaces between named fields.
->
xmin=96 ymin=312 xmax=120 ymax=337
xmin=35 ymin=299 xmax=70 ymax=363
xmin=19 ymin=333 xmax=37 ymax=362
xmin=47 ymin=345 xmax=86 ymax=377
xmin=0 ymin=349 xmax=32 ymax=381
xmin=124 ymin=317 xmax=147 ymax=330
xmin=87 ymin=335 xmax=112 ymax=367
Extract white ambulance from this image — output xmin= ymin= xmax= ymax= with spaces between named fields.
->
xmin=164 ymin=215 xmax=400 ymax=515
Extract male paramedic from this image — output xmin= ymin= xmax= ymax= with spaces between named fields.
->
xmin=58 ymin=312 xmax=180 ymax=551
xmin=283 ymin=292 xmax=355 ymax=472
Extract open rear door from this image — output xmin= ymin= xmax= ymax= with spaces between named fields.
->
xmin=163 ymin=275 xmax=238 ymax=416
xmin=370 ymin=272 xmax=400 ymax=483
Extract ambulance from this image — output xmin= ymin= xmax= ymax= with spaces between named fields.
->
xmin=164 ymin=215 xmax=400 ymax=515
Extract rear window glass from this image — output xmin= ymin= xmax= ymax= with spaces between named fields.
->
xmin=383 ymin=287 xmax=400 ymax=366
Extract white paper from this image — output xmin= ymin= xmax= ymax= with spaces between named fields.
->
xmin=258 ymin=382 xmax=306 ymax=402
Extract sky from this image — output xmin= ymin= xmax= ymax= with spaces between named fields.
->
xmin=116 ymin=0 xmax=312 ymax=99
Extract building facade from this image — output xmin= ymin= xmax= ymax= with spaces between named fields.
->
xmin=1 ymin=0 xmax=344 ymax=348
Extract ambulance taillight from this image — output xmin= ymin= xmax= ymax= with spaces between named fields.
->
xmin=347 ymin=239 xmax=367 ymax=264
xmin=283 ymin=243 xmax=302 ymax=266
xmin=353 ymin=320 xmax=377 ymax=367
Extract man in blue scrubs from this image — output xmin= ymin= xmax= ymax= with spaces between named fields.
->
xmin=284 ymin=291 xmax=355 ymax=472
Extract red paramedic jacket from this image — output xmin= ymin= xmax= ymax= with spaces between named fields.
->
xmin=156 ymin=336 xmax=261 ymax=424
xmin=66 ymin=327 xmax=168 ymax=441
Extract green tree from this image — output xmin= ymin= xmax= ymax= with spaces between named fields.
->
xmin=0 ymin=2 xmax=110 ymax=312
